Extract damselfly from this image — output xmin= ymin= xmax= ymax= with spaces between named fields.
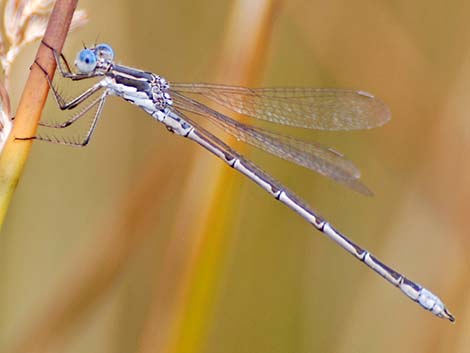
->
xmin=22 ymin=41 xmax=454 ymax=322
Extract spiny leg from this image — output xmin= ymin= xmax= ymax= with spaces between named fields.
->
xmin=17 ymin=92 xmax=108 ymax=147
xmin=33 ymin=57 xmax=104 ymax=111
xmin=39 ymin=94 xmax=106 ymax=129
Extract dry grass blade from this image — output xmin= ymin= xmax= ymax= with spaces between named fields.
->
xmin=0 ymin=0 xmax=79 ymax=229
xmin=0 ymin=0 xmax=87 ymax=219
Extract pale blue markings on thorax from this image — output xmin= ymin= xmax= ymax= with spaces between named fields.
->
xmin=105 ymin=70 xmax=173 ymax=114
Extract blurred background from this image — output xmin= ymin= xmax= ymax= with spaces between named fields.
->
xmin=0 ymin=0 xmax=469 ymax=352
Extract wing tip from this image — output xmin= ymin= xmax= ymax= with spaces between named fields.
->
xmin=360 ymin=91 xmax=393 ymax=129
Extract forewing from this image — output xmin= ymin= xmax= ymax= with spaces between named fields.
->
xmin=171 ymin=83 xmax=391 ymax=131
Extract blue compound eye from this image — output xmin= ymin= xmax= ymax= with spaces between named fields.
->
xmin=94 ymin=43 xmax=114 ymax=61
xmin=75 ymin=49 xmax=97 ymax=73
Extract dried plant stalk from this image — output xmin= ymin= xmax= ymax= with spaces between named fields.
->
xmin=0 ymin=0 xmax=79 ymax=229
xmin=0 ymin=1 xmax=87 ymax=152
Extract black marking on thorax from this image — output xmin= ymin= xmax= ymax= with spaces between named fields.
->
xmin=108 ymin=65 xmax=152 ymax=96
xmin=108 ymin=64 xmax=173 ymax=110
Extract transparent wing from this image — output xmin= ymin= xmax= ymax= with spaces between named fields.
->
xmin=171 ymin=91 xmax=372 ymax=195
xmin=171 ymin=83 xmax=391 ymax=130
xmin=171 ymin=107 xmax=327 ymax=209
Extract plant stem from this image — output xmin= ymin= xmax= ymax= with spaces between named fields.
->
xmin=0 ymin=0 xmax=78 ymax=229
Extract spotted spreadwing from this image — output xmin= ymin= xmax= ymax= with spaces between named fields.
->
xmin=19 ymin=41 xmax=454 ymax=322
